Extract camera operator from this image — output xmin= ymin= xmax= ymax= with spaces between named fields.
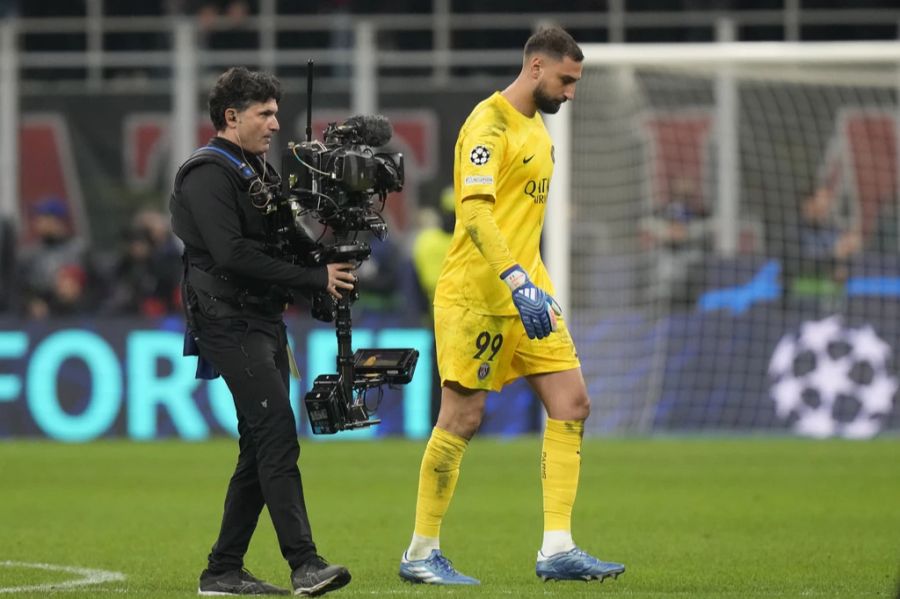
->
xmin=170 ymin=66 xmax=354 ymax=597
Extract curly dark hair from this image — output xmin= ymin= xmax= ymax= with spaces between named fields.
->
xmin=524 ymin=26 xmax=583 ymax=62
xmin=208 ymin=67 xmax=282 ymax=132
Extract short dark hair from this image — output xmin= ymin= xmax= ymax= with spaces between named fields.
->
xmin=208 ymin=67 xmax=282 ymax=131
xmin=524 ymin=26 xmax=583 ymax=62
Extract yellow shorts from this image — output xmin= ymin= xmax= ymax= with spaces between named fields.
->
xmin=434 ymin=304 xmax=581 ymax=392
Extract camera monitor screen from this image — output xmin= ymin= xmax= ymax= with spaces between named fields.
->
xmin=353 ymin=348 xmax=419 ymax=384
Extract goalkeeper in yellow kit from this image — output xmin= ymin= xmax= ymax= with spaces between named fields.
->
xmin=398 ymin=26 xmax=625 ymax=586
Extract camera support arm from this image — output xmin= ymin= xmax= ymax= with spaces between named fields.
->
xmin=303 ymin=239 xmax=419 ymax=434
xmin=334 ymin=291 xmax=379 ymax=426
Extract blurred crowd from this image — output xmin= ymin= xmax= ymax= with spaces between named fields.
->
xmin=3 ymin=1 xmax=897 ymax=318
xmin=4 ymin=0 xmax=897 ymax=85
xmin=1 ymin=198 xmax=182 ymax=319
xmin=0 ymin=192 xmax=457 ymax=322
xmin=5 ymin=0 xmax=897 ymax=66
xmin=637 ymin=177 xmax=898 ymax=313
xmin=1 ymin=183 xmax=892 ymax=321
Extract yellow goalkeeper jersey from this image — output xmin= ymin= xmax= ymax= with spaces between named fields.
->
xmin=434 ymin=91 xmax=556 ymax=316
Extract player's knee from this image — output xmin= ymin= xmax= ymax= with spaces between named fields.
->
xmin=571 ymin=393 xmax=591 ymax=420
xmin=441 ymin=408 xmax=483 ymax=439
xmin=436 ymin=403 xmax=484 ymax=440
xmin=459 ymin=409 xmax=484 ymax=438
xmin=438 ymin=381 xmax=486 ymax=439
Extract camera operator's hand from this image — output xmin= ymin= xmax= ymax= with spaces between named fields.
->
xmin=326 ymin=262 xmax=356 ymax=299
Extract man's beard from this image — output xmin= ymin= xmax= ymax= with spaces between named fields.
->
xmin=533 ymin=85 xmax=563 ymax=114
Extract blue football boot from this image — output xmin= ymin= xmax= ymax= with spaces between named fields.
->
xmin=399 ymin=550 xmax=480 ymax=585
xmin=535 ymin=547 xmax=625 ymax=582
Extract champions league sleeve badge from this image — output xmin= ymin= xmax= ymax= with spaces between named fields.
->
xmin=470 ymin=145 xmax=491 ymax=166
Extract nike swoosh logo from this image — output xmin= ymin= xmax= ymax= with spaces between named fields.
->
xmin=523 ymin=155 xmax=535 ymax=164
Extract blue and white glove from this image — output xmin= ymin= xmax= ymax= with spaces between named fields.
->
xmin=501 ymin=265 xmax=562 ymax=340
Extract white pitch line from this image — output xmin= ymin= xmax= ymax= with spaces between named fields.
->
xmin=0 ymin=561 xmax=126 ymax=594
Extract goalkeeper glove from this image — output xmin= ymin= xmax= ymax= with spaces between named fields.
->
xmin=500 ymin=265 xmax=562 ymax=340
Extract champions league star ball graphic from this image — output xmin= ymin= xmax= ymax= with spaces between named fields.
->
xmin=469 ymin=145 xmax=490 ymax=166
xmin=768 ymin=315 xmax=897 ymax=439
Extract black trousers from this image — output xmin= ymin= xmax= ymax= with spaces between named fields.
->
xmin=194 ymin=313 xmax=317 ymax=572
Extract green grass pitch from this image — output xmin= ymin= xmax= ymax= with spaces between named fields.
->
xmin=1 ymin=438 xmax=898 ymax=598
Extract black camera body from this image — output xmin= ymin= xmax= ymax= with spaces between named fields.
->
xmin=281 ymin=116 xmax=404 ymax=238
xmin=255 ymin=113 xmax=418 ymax=435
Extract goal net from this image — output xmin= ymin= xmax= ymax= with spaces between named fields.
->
xmin=553 ymin=42 xmax=900 ymax=438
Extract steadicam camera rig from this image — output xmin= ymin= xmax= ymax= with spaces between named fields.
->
xmin=258 ymin=60 xmax=419 ymax=434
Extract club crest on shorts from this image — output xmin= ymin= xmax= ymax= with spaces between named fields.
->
xmin=470 ymin=145 xmax=491 ymax=166
xmin=477 ymin=362 xmax=490 ymax=380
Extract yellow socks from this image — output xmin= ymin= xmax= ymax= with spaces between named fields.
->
xmin=406 ymin=421 xmax=583 ymax=560
xmin=540 ymin=418 xmax=583 ymax=555
xmin=407 ymin=427 xmax=468 ymax=560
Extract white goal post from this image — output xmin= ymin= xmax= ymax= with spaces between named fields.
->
xmin=545 ymin=41 xmax=900 ymax=437
xmin=546 ymin=40 xmax=900 ymax=312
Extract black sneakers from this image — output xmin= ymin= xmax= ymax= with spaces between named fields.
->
xmin=198 ymin=568 xmax=290 ymax=596
xmin=196 ymin=558 xmax=350 ymax=597
xmin=291 ymin=556 xmax=351 ymax=597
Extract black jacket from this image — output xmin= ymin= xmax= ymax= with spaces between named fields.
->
xmin=170 ymin=137 xmax=327 ymax=300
